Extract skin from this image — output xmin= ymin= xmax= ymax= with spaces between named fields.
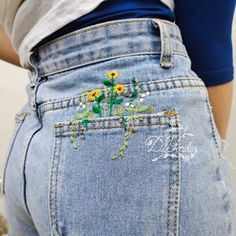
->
xmin=0 ymin=27 xmax=233 ymax=140
xmin=207 ymin=81 xmax=233 ymax=140
xmin=0 ymin=27 xmax=21 ymax=67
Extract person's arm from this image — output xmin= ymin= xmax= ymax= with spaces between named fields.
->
xmin=207 ymin=81 xmax=233 ymax=140
xmin=175 ymin=0 xmax=236 ymax=140
xmin=0 ymin=26 xmax=22 ymax=67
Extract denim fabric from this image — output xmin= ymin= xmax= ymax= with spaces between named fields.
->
xmin=1 ymin=18 xmax=235 ymax=236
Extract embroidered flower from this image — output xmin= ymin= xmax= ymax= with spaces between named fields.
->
xmin=69 ymin=70 xmax=158 ymax=160
xmin=106 ymin=70 xmax=120 ymax=79
xmin=114 ymin=84 xmax=126 ymax=95
xmin=87 ymin=89 xmax=101 ymax=102
xmin=78 ymin=102 xmax=86 ymax=108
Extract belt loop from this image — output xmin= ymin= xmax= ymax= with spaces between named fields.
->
xmin=151 ymin=18 xmax=173 ymax=69
xmin=25 ymin=48 xmax=43 ymax=116
xmin=27 ymin=48 xmax=39 ymax=88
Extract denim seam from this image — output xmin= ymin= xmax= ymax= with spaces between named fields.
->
xmin=49 ymin=135 xmax=62 ymax=236
xmin=39 ymin=84 xmax=204 ymax=118
xmin=2 ymin=112 xmax=28 ymax=195
xmin=15 ymin=111 xmax=28 ymax=122
xmin=22 ymin=125 xmax=43 ymax=220
xmin=54 ymin=122 xmax=173 ymax=136
xmin=36 ymin=18 xmax=179 ymax=51
xmin=37 ymin=50 xmax=186 ymax=78
xmin=175 ymin=114 xmax=181 ymax=236
xmin=39 ymin=83 xmax=204 ymax=118
xmin=53 ymin=109 xmax=180 ymax=135
xmin=43 ymin=76 xmax=202 ymax=104
xmin=37 ymin=77 xmax=205 ymax=118
xmin=166 ymin=115 xmax=172 ymax=235
xmin=179 ymin=79 xmax=185 ymax=88
xmin=166 ymin=114 xmax=180 ymax=236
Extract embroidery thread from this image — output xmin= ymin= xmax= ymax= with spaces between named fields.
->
xmin=68 ymin=70 xmax=157 ymax=160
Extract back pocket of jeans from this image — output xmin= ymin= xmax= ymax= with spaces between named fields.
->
xmin=0 ymin=111 xmax=28 ymax=196
xmin=49 ymin=109 xmax=181 ymax=234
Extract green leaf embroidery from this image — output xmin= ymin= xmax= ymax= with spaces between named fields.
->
xmin=117 ymin=105 xmax=124 ymax=116
xmin=114 ymin=97 xmax=123 ymax=105
xmin=136 ymin=105 xmax=150 ymax=113
xmin=125 ymin=107 xmax=137 ymax=113
xmin=81 ymin=119 xmax=92 ymax=127
xmin=149 ymin=105 xmax=155 ymax=113
xmin=103 ymin=79 xmax=113 ymax=86
xmin=68 ymin=70 xmax=155 ymax=160
xmin=70 ymin=107 xmax=91 ymax=121
xmin=92 ymin=104 xmax=100 ymax=114
xmin=96 ymin=93 xmax=105 ymax=102
xmin=132 ymin=90 xmax=138 ymax=98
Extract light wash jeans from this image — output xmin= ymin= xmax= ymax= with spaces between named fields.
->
xmin=0 ymin=18 xmax=235 ymax=236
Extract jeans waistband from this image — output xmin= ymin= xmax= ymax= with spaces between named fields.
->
xmin=27 ymin=18 xmax=188 ymax=89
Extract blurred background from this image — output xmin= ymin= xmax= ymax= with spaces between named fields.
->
xmin=0 ymin=14 xmax=236 ymax=234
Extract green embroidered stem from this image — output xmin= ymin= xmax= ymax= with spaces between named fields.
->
xmin=68 ymin=71 xmax=155 ymax=160
xmin=103 ymin=88 xmax=110 ymax=116
xmin=70 ymin=107 xmax=91 ymax=122
xmin=96 ymin=100 xmax=102 ymax=117
xmin=111 ymin=116 xmax=137 ymax=160
xmin=109 ymin=77 xmax=115 ymax=116
xmin=124 ymin=77 xmax=150 ymax=115
xmin=111 ymin=126 xmax=137 ymax=160
xmin=69 ymin=94 xmax=94 ymax=150
xmin=69 ymin=121 xmax=79 ymax=149
xmin=69 ymin=119 xmax=91 ymax=150
xmin=92 ymin=92 xmax=105 ymax=117
xmin=114 ymin=105 xmax=124 ymax=116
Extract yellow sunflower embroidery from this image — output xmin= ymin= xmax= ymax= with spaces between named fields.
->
xmin=87 ymin=89 xmax=101 ymax=102
xmin=106 ymin=70 xmax=120 ymax=79
xmin=114 ymin=84 xmax=126 ymax=95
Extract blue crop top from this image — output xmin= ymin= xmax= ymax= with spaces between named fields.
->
xmin=36 ymin=0 xmax=236 ymax=87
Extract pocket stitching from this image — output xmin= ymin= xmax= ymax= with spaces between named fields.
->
xmin=49 ymin=110 xmax=181 ymax=234
xmin=49 ymin=134 xmax=62 ymax=236
xmin=53 ymin=110 xmax=179 ymax=132
xmin=166 ymin=113 xmax=181 ymax=235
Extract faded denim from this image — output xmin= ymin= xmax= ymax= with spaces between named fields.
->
xmin=0 ymin=18 xmax=235 ymax=236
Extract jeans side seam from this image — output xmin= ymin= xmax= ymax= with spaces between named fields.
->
xmin=22 ymin=124 xmax=42 ymax=220
xmin=49 ymin=135 xmax=62 ymax=236
xmin=166 ymin=114 xmax=181 ymax=236
xmin=1 ymin=113 xmax=28 ymax=195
